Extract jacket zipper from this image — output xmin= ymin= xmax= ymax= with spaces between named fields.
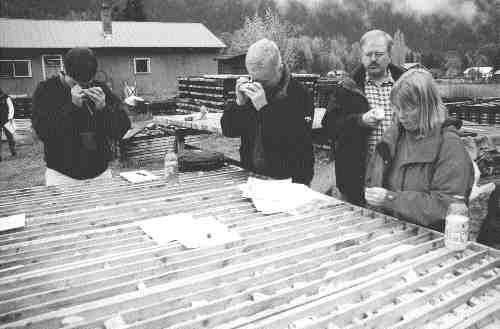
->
xmin=401 ymin=166 xmax=408 ymax=191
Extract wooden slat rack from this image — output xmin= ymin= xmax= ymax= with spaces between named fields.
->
xmin=0 ymin=166 xmax=499 ymax=329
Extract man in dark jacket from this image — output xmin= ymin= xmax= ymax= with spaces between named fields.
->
xmin=221 ymin=39 xmax=314 ymax=185
xmin=322 ymin=30 xmax=405 ymax=205
xmin=32 ymin=47 xmax=130 ymax=185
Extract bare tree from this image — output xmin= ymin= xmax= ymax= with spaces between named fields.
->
xmin=391 ymin=30 xmax=410 ymax=66
xmin=228 ymin=8 xmax=298 ymax=68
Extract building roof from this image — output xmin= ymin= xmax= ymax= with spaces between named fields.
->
xmin=0 ymin=18 xmax=226 ymax=49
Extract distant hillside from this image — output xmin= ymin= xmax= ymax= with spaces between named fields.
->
xmin=2 ymin=0 xmax=499 ymax=64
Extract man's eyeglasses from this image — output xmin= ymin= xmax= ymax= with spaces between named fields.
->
xmin=363 ymin=52 xmax=387 ymax=59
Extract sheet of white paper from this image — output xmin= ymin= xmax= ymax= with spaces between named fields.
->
xmin=138 ymin=213 xmax=193 ymax=245
xmin=0 ymin=213 xmax=26 ymax=232
xmin=137 ymin=214 xmax=240 ymax=249
xmin=120 ymin=170 xmax=159 ymax=183
xmin=240 ymin=177 xmax=337 ymax=214
xmin=240 ymin=177 xmax=292 ymax=199
xmin=178 ymin=216 xmax=241 ymax=249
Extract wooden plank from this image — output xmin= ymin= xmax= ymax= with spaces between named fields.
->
xmin=395 ymin=281 xmax=500 ymax=329
xmin=0 ymin=221 xmax=423 ymax=329
xmin=1 ymin=165 xmax=499 ymax=329
xmin=0 ymin=165 xmax=243 ymax=199
xmin=238 ymin=245 xmax=484 ymax=329
xmin=0 ymin=169 xmax=247 ymax=212
xmin=0 ymin=214 xmax=385 ymax=321
xmin=453 ymin=302 xmax=500 ymax=329
xmin=0 ymin=207 xmax=356 ymax=298
xmin=0 ymin=206 xmax=350 ymax=289
xmin=151 ymin=235 xmax=442 ymax=329
xmin=343 ymin=258 xmax=500 ymax=329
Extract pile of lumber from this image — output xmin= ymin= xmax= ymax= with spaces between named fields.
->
xmin=177 ymin=75 xmax=240 ymax=113
xmin=12 ymin=96 xmax=32 ymax=119
xmin=176 ymin=74 xmax=321 ymax=113
xmin=446 ymin=98 xmax=500 ymax=125
xmin=120 ymin=124 xmax=206 ymax=164
xmin=315 ymin=78 xmax=340 ymax=108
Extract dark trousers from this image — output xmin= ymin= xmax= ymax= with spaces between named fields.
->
xmin=1 ymin=125 xmax=16 ymax=158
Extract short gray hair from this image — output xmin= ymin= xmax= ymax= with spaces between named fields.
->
xmin=360 ymin=30 xmax=393 ymax=53
xmin=246 ymin=38 xmax=282 ymax=69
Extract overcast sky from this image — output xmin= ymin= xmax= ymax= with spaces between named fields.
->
xmin=275 ymin=0 xmax=479 ymax=23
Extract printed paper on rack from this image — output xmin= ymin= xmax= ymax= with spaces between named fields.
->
xmin=120 ymin=170 xmax=159 ymax=183
xmin=137 ymin=213 xmax=241 ymax=248
xmin=0 ymin=213 xmax=26 ymax=232
xmin=239 ymin=177 xmax=340 ymax=214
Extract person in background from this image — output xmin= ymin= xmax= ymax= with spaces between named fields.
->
xmin=365 ymin=69 xmax=474 ymax=231
xmin=0 ymin=88 xmax=16 ymax=161
xmin=221 ymin=38 xmax=314 ymax=185
xmin=32 ymin=47 xmax=130 ymax=186
xmin=321 ymin=29 xmax=405 ymax=205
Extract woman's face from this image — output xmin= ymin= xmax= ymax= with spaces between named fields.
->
xmin=394 ymin=104 xmax=419 ymax=132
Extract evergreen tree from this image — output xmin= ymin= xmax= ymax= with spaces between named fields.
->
xmin=121 ymin=0 xmax=146 ymax=21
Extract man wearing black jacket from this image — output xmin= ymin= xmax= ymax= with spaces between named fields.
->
xmin=221 ymin=39 xmax=314 ymax=185
xmin=321 ymin=30 xmax=405 ymax=205
xmin=32 ymin=47 xmax=130 ymax=185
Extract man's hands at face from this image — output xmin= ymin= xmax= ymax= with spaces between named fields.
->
xmin=71 ymin=85 xmax=106 ymax=111
xmin=82 ymin=87 xmax=106 ymax=111
xmin=235 ymin=77 xmax=250 ymax=106
xmin=239 ymin=81 xmax=268 ymax=111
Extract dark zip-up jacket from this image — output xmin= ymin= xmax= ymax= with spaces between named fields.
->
xmin=221 ymin=71 xmax=314 ymax=185
xmin=32 ymin=75 xmax=131 ymax=179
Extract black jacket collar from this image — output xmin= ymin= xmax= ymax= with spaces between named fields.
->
xmin=351 ymin=63 xmax=406 ymax=92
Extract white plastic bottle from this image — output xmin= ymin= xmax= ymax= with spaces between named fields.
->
xmin=164 ymin=150 xmax=178 ymax=181
xmin=444 ymin=198 xmax=470 ymax=250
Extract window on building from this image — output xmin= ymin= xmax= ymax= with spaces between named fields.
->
xmin=134 ymin=58 xmax=151 ymax=74
xmin=0 ymin=62 xmax=12 ymax=78
xmin=42 ymin=54 xmax=64 ymax=79
xmin=43 ymin=55 xmax=63 ymax=69
xmin=0 ymin=60 xmax=32 ymax=78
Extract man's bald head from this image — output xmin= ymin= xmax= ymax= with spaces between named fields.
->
xmin=245 ymin=39 xmax=282 ymax=89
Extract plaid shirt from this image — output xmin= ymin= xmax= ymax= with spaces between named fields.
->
xmin=365 ymin=72 xmax=395 ymax=155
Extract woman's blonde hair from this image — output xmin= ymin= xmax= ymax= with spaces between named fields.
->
xmin=390 ymin=68 xmax=446 ymax=136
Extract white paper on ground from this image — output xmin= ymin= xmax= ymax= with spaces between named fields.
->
xmin=137 ymin=213 xmax=240 ymax=249
xmin=120 ymin=170 xmax=159 ymax=183
xmin=0 ymin=213 xmax=26 ymax=232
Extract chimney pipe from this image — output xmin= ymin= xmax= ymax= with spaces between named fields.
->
xmin=101 ymin=0 xmax=112 ymax=39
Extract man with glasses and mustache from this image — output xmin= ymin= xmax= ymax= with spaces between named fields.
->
xmin=221 ymin=39 xmax=314 ymax=185
xmin=32 ymin=47 xmax=131 ymax=186
xmin=322 ymin=30 xmax=405 ymax=206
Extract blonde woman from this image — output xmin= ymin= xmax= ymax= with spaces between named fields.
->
xmin=365 ymin=69 xmax=474 ymax=231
